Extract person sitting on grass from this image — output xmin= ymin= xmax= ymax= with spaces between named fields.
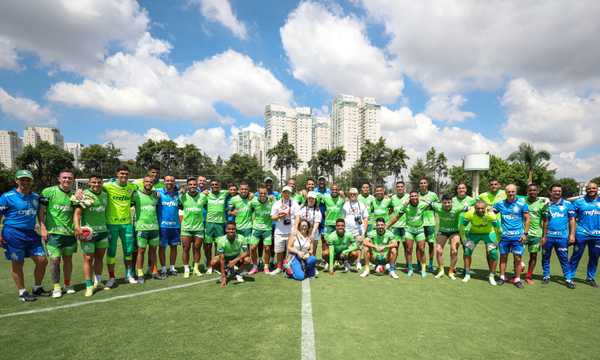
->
xmin=285 ymin=219 xmax=317 ymax=280
xmin=322 ymin=219 xmax=361 ymax=275
xmin=360 ymin=218 xmax=399 ymax=279
xmin=210 ymin=222 xmax=251 ymax=288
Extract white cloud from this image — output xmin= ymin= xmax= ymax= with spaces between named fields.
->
xmin=550 ymin=152 xmax=600 ymax=181
xmin=193 ymin=0 xmax=247 ymax=39
xmin=424 ymin=94 xmax=475 ymax=123
xmin=0 ymin=0 xmax=149 ymax=72
xmin=0 ymin=37 xmax=19 ymax=70
xmin=361 ymin=1 xmax=600 ymax=93
xmin=103 ymin=127 xmax=231 ymax=160
xmin=230 ymin=122 xmax=264 ymax=137
xmin=281 ymin=1 xmax=403 ymax=103
xmin=501 ymin=78 xmax=600 ymax=153
xmin=0 ymin=87 xmax=55 ymax=125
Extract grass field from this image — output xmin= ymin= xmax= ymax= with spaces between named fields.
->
xmin=1 ymin=245 xmax=599 ymax=360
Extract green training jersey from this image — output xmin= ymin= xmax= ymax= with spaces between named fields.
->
xmin=133 ymin=190 xmax=159 ymax=231
xmin=321 ymin=194 xmax=345 ymax=226
xmin=133 ymin=179 xmax=165 ymax=191
xmin=251 ymin=198 xmax=273 ymax=231
xmin=478 ymin=190 xmax=506 ymax=207
xmin=369 ymin=197 xmax=393 ymax=225
xmin=462 ymin=210 xmax=499 ymax=234
xmin=433 ymin=203 xmax=464 ymax=233
xmin=390 ymin=193 xmax=409 ymax=228
xmin=292 ymin=193 xmax=305 ymax=206
xmin=216 ymin=235 xmax=248 ymax=257
xmin=452 ymin=195 xmax=475 ymax=209
xmin=325 ymin=231 xmax=355 ymax=251
xmin=367 ymin=229 xmax=395 ymax=256
xmin=230 ymin=195 xmax=253 ymax=230
xmin=418 ymin=191 xmax=439 ymax=227
xmin=357 ymin=194 xmax=375 ymax=208
xmin=180 ymin=192 xmax=206 ymax=231
xmin=525 ymin=197 xmax=548 ymax=238
xmin=401 ymin=202 xmax=430 ymax=233
xmin=41 ymin=186 xmax=74 ymax=235
xmin=80 ymin=189 xmax=108 ymax=233
xmin=205 ymin=190 xmax=228 ymax=224
xmin=103 ymin=181 xmax=136 ymax=225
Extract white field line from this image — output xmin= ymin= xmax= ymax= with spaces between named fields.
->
xmin=301 ymin=279 xmax=316 ymax=360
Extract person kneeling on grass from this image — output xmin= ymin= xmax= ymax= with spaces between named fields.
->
xmin=211 ymin=222 xmax=251 ymax=288
xmin=322 ymin=219 xmax=360 ymax=275
xmin=361 ymin=218 xmax=399 ymax=279
xmin=285 ymin=219 xmax=317 ymax=280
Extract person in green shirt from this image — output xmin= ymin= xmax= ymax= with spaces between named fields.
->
xmin=250 ymin=186 xmax=274 ymax=273
xmin=524 ymin=183 xmax=548 ymax=285
xmin=133 ymin=164 xmax=165 ymax=191
xmin=203 ymin=180 xmax=228 ymax=274
xmin=361 ymin=218 xmax=399 ymax=279
xmin=418 ymin=178 xmax=439 ymax=273
xmin=432 ymin=195 xmax=468 ymax=280
xmin=357 ymin=183 xmax=375 ymax=229
xmin=210 ymin=222 xmax=250 ymax=287
xmin=73 ymin=174 xmax=109 ymax=296
xmin=320 ymin=184 xmax=345 ymax=235
xmin=132 ymin=176 xmax=163 ymax=283
xmin=398 ymin=191 xmax=432 ymax=277
xmin=180 ymin=177 xmax=207 ymax=278
xmin=102 ymin=165 xmax=138 ymax=287
xmin=323 ymin=219 xmax=360 ymax=274
xmin=229 ymin=182 xmax=255 ymax=273
xmin=369 ymin=185 xmax=393 ymax=230
xmin=40 ymin=169 xmax=77 ymax=298
xmin=478 ymin=178 xmax=507 ymax=208
xmin=459 ymin=200 xmax=502 ymax=285
xmin=389 ymin=181 xmax=409 ymax=271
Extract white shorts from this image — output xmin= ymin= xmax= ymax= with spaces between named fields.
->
xmin=274 ymin=234 xmax=289 ymax=254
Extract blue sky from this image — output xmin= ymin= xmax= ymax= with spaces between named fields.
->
xmin=0 ymin=0 xmax=599 ymax=179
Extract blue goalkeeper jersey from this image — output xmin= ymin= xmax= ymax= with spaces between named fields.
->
xmin=494 ymin=198 xmax=529 ymax=240
xmin=572 ymin=196 xmax=600 ymax=238
xmin=157 ymin=188 xmax=181 ymax=229
xmin=0 ymin=189 xmax=39 ymax=230
xmin=545 ymin=199 xmax=575 ymax=238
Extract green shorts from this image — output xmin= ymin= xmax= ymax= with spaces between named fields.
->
xmin=252 ymin=229 xmax=272 ymax=246
xmin=80 ymin=232 xmax=109 ymax=254
xmin=237 ymin=228 xmax=253 ymax=238
xmin=107 ymin=223 xmax=135 ymax=262
xmin=463 ymin=232 xmax=497 ymax=257
xmin=181 ymin=229 xmax=204 ymax=239
xmin=526 ymin=236 xmax=541 ymax=253
xmin=324 ymin=225 xmax=336 ymax=235
xmin=205 ymin=222 xmax=224 ymax=243
xmin=392 ymin=227 xmax=405 ymax=241
xmin=137 ymin=230 xmax=160 ymax=248
xmin=439 ymin=231 xmax=459 ymax=238
xmin=47 ymin=234 xmax=77 ymax=259
xmin=424 ymin=225 xmax=437 ymax=243
xmin=405 ymin=229 xmax=426 ymax=242
xmin=369 ymin=251 xmax=388 ymax=265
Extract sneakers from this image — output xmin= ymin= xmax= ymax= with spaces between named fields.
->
xmin=84 ymin=287 xmax=94 ymax=297
xmin=19 ymin=291 xmax=37 ymax=302
xmin=448 ymin=272 xmax=456 ymax=281
xmin=152 ymin=272 xmax=165 ymax=280
xmin=269 ymin=268 xmax=282 ymax=276
xmin=322 ymin=263 xmax=329 ymax=272
xmin=262 ymin=266 xmax=270 ymax=273
xmin=183 ymin=270 xmax=190 ymax=279
xmin=360 ymin=269 xmax=370 ymax=278
xmin=566 ymin=281 xmax=576 ymax=289
xmin=462 ymin=274 xmax=470 ymax=283
xmin=497 ymin=278 xmax=505 ymax=286
xmin=426 ymin=264 xmax=434 ymax=273
xmin=32 ymin=287 xmax=51 ymax=297
xmin=420 ymin=270 xmax=427 ymax=278
xmin=389 ymin=271 xmax=399 ymax=279
xmin=235 ymin=274 xmax=244 ymax=283
xmin=52 ymin=288 xmax=62 ymax=298
xmin=206 ymin=267 xmax=213 ymax=275
xmin=342 ymin=261 xmax=351 ymax=273
xmin=93 ymin=281 xmax=104 ymax=290
xmin=514 ymin=280 xmax=524 ymax=289
xmin=105 ymin=278 xmax=116 ymax=289
xmin=193 ymin=269 xmax=203 ymax=277
xmin=248 ymin=266 xmax=259 ymax=275
xmin=137 ymin=277 xmax=145 ymax=284
xmin=355 ymin=261 xmax=362 ymax=271
xmin=542 ymin=277 xmax=550 ymax=284
xmin=168 ymin=269 xmax=178 ymax=276
xmin=488 ymin=274 xmax=497 ymax=286
xmin=65 ymin=286 xmax=76 ymax=294
xmin=407 ymin=269 xmax=414 ymax=277
xmin=525 ymin=278 xmax=535 ymax=285
xmin=127 ymin=276 xmax=138 ymax=285
xmin=586 ymin=279 xmax=599 ymax=288
xmin=435 ymin=269 xmax=445 ymax=279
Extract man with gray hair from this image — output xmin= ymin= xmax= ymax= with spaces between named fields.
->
xmin=342 ymin=188 xmax=368 ymax=270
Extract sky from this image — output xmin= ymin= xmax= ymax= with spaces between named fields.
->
xmin=0 ymin=0 xmax=599 ymax=180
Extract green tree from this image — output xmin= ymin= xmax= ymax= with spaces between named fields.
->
xmin=16 ymin=141 xmax=74 ymax=190
xmin=221 ymin=154 xmax=267 ymax=190
xmin=556 ymin=177 xmax=580 ymax=198
xmin=266 ymin=133 xmax=300 ymax=187
xmin=156 ymin=140 xmax=181 ymax=175
xmin=80 ymin=143 xmax=122 ymax=178
xmin=388 ymin=147 xmax=409 ymax=184
xmin=180 ymin=144 xmax=214 ymax=177
xmin=0 ymin=163 xmax=14 ymax=194
xmin=135 ymin=140 xmax=162 ymax=171
xmin=507 ymin=142 xmax=551 ymax=185
xmin=308 ymin=146 xmax=346 ymax=181
xmin=359 ymin=138 xmax=392 ymax=185
xmin=408 ymin=158 xmax=431 ymax=191
xmin=424 ymin=147 xmax=448 ymax=193
xmin=590 ymin=176 xmax=600 ymax=185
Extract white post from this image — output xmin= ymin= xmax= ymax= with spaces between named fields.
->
xmin=472 ymin=171 xmax=480 ymax=198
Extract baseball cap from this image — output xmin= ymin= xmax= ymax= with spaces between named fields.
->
xmin=15 ymin=169 xmax=33 ymax=180
xmin=318 ymin=175 xmax=326 ymax=180
xmin=349 ymin=187 xmax=359 ymax=194
xmin=307 ymin=191 xmax=318 ymax=199
xmin=282 ymin=186 xmax=293 ymax=193
xmin=264 ymin=176 xmax=273 ymax=182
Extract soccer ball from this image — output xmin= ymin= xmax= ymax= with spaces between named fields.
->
xmin=81 ymin=226 xmax=93 ymax=241
xmin=375 ymin=265 xmax=384 ymax=274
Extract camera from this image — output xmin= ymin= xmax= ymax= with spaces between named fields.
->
xmin=354 ymin=216 xmax=361 ymax=223
xmin=283 ymin=218 xmax=291 ymax=226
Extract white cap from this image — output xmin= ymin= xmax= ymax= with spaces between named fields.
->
xmin=307 ymin=191 xmax=318 ymax=198
xmin=282 ymin=186 xmax=293 ymax=193
xmin=349 ymin=187 xmax=359 ymax=194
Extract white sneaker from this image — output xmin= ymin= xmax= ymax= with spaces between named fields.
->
xmin=105 ymin=278 xmax=116 ymax=289
xmin=355 ymin=261 xmax=362 ymax=271
xmin=206 ymin=267 xmax=213 ymax=275
xmin=343 ymin=261 xmax=350 ymax=273
xmin=93 ymin=281 xmax=104 ymax=290
xmin=385 ymin=263 xmax=391 ymax=271
xmin=235 ymin=274 xmax=244 ymax=283
xmin=322 ymin=263 xmax=329 ymax=272
xmin=407 ymin=269 xmax=414 ymax=277
xmin=183 ymin=270 xmax=190 ymax=279
xmin=52 ymin=288 xmax=62 ymax=298
xmin=137 ymin=277 xmax=145 ymax=284
xmin=127 ymin=276 xmax=138 ymax=285
xmin=65 ymin=286 xmax=76 ymax=294
xmin=269 ymin=268 xmax=282 ymax=276
xmin=488 ymin=273 xmax=497 ymax=286
xmin=390 ymin=271 xmax=399 ymax=279
xmin=462 ymin=274 xmax=471 ymax=283
xmin=360 ymin=269 xmax=370 ymax=277
xmin=435 ymin=269 xmax=445 ymax=279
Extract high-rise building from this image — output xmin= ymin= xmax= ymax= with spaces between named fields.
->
xmin=312 ymin=116 xmax=330 ymax=155
xmin=0 ymin=130 xmax=22 ymax=168
xmin=331 ymin=94 xmax=380 ymax=171
xmin=64 ymin=142 xmax=84 ymax=169
xmin=264 ymin=104 xmax=314 ymax=175
xmin=233 ymin=130 xmax=265 ymax=165
xmin=23 ymin=126 xmax=64 ymax=148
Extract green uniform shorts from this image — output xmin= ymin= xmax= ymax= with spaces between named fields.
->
xmin=205 ymin=222 xmax=224 ymax=243
xmin=47 ymin=234 xmax=77 ymax=259
xmin=80 ymin=232 xmax=109 ymax=254
xmin=137 ymin=230 xmax=160 ymax=248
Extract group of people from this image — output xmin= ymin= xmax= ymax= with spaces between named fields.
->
xmin=1 ymin=163 xmax=599 ymax=302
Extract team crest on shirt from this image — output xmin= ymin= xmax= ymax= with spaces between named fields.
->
xmin=513 ymin=206 xmax=521 ymax=214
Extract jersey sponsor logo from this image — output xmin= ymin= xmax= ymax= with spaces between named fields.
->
xmin=53 ymin=204 xmax=72 ymax=212
xmin=16 ymin=208 xmax=37 ymax=216
xmin=89 ymin=206 xmax=106 ymax=213
xmin=583 ymin=209 xmax=600 ymax=216
xmin=161 ymin=200 xmax=178 ymax=207
xmin=112 ymin=195 xmax=131 ymax=201
xmin=503 ymin=230 xmax=522 ymax=236
xmin=141 ymin=205 xmax=156 ymax=212
xmin=502 ymin=214 xmax=520 ymax=220
xmin=184 ymin=207 xmax=202 ymax=213
xmin=549 ymin=210 xmax=565 ymax=218
xmin=557 ymin=247 xmax=568 ymax=252
xmin=547 ymin=230 xmax=565 ymax=237
xmin=161 ymin=220 xmax=178 ymax=227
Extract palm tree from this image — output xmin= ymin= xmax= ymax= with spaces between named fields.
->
xmin=388 ymin=147 xmax=409 ymax=184
xmin=507 ymin=142 xmax=551 ymax=185
xmin=266 ymin=133 xmax=300 ymax=188
xmin=327 ymin=147 xmax=346 ymax=182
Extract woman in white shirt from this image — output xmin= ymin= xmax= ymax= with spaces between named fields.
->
xmin=295 ymin=191 xmax=322 ymax=256
xmin=285 ymin=219 xmax=317 ymax=280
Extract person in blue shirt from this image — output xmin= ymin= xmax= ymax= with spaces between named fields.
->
xmin=157 ymin=175 xmax=181 ymax=277
xmin=541 ymin=183 xmax=576 ymax=289
xmin=0 ymin=170 xmax=50 ymax=302
xmin=568 ymin=182 xmax=600 ymax=287
xmin=493 ymin=184 xmax=530 ymax=288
